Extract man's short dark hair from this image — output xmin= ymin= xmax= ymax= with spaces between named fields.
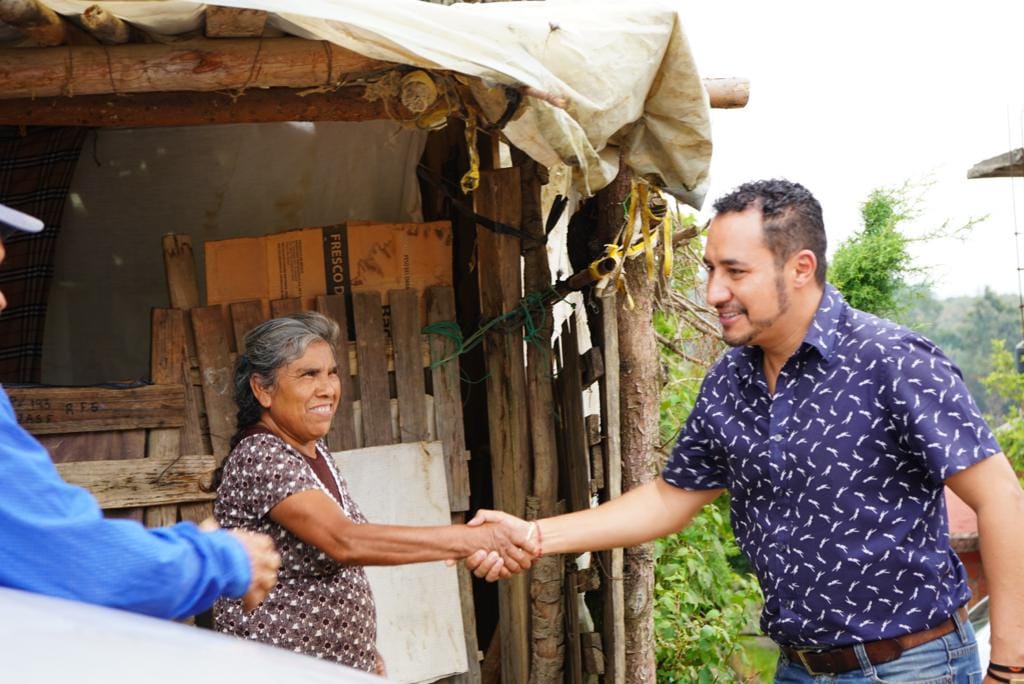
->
xmin=712 ymin=179 xmax=827 ymax=285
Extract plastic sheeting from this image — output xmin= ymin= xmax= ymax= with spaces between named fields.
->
xmin=38 ymin=0 xmax=712 ymax=206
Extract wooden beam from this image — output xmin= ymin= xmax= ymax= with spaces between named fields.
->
xmin=204 ymin=6 xmax=267 ymax=38
xmin=8 ymin=384 xmax=185 ymax=435
xmin=56 ymin=454 xmax=216 ymax=510
xmin=703 ymin=77 xmax=750 ymax=109
xmin=968 ymin=148 xmax=1024 ymax=179
xmin=81 ymin=4 xmax=130 ymax=45
xmin=0 ymin=0 xmax=67 ymax=46
xmin=0 ymin=37 xmax=390 ymax=100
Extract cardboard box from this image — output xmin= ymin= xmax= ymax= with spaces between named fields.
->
xmin=205 ymin=221 xmax=452 ymax=333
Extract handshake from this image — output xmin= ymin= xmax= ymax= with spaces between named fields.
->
xmin=457 ymin=509 xmax=544 ymax=582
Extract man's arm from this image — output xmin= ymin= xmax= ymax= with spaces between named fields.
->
xmin=466 ymin=478 xmax=723 ymax=579
xmin=946 ymin=453 xmax=1024 ymax=668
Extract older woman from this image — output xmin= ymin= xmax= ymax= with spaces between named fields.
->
xmin=213 ymin=312 xmax=535 ymax=674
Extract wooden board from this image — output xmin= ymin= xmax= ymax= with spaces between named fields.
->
xmin=56 ymin=454 xmax=217 ymax=510
xmin=147 ymin=308 xmax=188 ymax=528
xmin=389 ymin=289 xmax=428 ymax=443
xmin=8 ymin=384 xmax=185 ymax=435
xmin=598 ymin=292 xmax=625 ymax=683
xmin=190 ymin=306 xmax=237 ymax=461
xmin=557 ymin=316 xmax=590 ymax=514
xmin=269 ymin=297 xmax=302 ymax=318
xmin=351 ymin=291 xmax=392 ymax=447
xmin=229 ymin=300 xmax=268 ymax=351
xmin=317 ymin=294 xmax=357 ymax=452
xmin=476 ymin=168 xmax=530 ymax=684
xmin=426 ymin=286 xmax=470 ymax=512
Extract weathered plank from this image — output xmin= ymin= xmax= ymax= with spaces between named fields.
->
xmin=557 ymin=316 xmax=590 ymax=514
xmin=426 ymin=286 xmax=470 ymax=512
xmin=352 ymin=291 xmax=392 ymax=447
xmin=580 ymin=632 xmax=606 ymax=676
xmin=598 ymin=292 xmax=625 ymax=683
xmin=269 ymin=297 xmax=302 ymax=318
xmin=8 ymin=384 xmax=184 ymax=435
xmin=40 ymin=430 xmax=146 ymax=465
xmin=581 ymin=347 xmax=604 ymax=387
xmin=191 ymin=306 xmax=237 ymax=461
xmin=162 ymin=235 xmax=201 ymax=311
xmin=476 ymin=167 xmax=530 ymax=684
xmin=389 ymin=289 xmax=428 ymax=443
xmin=564 ymin=562 xmax=584 ymax=684
xmin=56 ymin=454 xmax=217 ymax=509
xmin=229 ymin=300 xmax=267 ymax=351
xmin=317 ymin=294 xmax=357 ymax=452
xmin=147 ymin=308 xmax=188 ymax=528
xmin=452 ymin=512 xmax=482 ymax=684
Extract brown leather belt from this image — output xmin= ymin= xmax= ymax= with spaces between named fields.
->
xmin=780 ymin=606 xmax=968 ymax=676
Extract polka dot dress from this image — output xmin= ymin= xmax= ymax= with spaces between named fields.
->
xmin=213 ymin=432 xmax=377 ymax=672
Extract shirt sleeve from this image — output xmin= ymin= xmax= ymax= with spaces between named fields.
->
xmin=886 ymin=334 xmax=1002 ymax=482
xmin=0 ymin=388 xmax=251 ymax=620
xmin=217 ymin=434 xmax=321 ymax=521
xmin=661 ymin=370 xmax=730 ymax=490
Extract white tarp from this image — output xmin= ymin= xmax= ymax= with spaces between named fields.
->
xmin=39 ymin=0 xmax=712 ymax=206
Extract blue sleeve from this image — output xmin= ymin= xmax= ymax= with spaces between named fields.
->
xmin=887 ymin=334 xmax=1002 ymax=482
xmin=661 ymin=369 xmax=730 ymax=490
xmin=0 ymin=386 xmax=252 ymax=620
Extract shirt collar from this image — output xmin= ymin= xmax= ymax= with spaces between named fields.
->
xmin=733 ymin=283 xmax=845 ymax=385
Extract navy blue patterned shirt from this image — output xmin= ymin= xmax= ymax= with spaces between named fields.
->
xmin=662 ymin=284 xmax=1000 ymax=648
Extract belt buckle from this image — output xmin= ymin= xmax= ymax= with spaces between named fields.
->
xmin=794 ymin=649 xmax=826 ymax=677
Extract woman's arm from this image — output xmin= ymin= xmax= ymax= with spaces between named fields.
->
xmin=269 ymin=489 xmax=536 ymax=570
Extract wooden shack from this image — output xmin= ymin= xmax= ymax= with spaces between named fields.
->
xmin=0 ymin=1 xmax=746 ymax=681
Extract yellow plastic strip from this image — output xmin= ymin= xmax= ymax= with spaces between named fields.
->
xmin=460 ymin=110 xmax=480 ymax=194
xmin=662 ymin=209 xmax=673 ymax=279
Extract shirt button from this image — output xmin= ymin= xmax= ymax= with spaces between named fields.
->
xmin=770 ymin=434 xmax=783 ymax=443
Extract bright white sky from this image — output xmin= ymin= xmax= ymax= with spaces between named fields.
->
xmin=679 ymin=1 xmax=1024 ymax=298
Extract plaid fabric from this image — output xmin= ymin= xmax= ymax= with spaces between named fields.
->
xmin=0 ymin=126 xmax=89 ymax=383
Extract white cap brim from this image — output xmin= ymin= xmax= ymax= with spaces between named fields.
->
xmin=0 ymin=203 xmax=44 ymax=234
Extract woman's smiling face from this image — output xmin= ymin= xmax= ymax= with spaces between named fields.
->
xmin=253 ymin=339 xmax=340 ymax=450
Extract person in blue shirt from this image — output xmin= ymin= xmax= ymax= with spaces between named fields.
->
xmin=466 ymin=180 xmax=1024 ymax=683
xmin=0 ymin=203 xmax=281 ymax=620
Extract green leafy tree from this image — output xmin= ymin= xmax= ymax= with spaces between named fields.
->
xmin=980 ymin=340 xmax=1024 ymax=484
xmin=830 ymin=187 xmax=920 ymax=318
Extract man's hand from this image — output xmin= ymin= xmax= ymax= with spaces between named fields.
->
xmin=226 ymin=529 xmax=281 ymax=611
xmin=464 ymin=509 xmax=538 ymax=581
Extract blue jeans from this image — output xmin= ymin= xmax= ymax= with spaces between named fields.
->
xmin=774 ymin=611 xmax=982 ymax=683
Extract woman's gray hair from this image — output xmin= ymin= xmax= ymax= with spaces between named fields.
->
xmin=232 ymin=311 xmax=340 ymax=447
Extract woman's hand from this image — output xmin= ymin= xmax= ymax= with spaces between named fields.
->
xmin=463 ymin=509 xmax=540 ymax=580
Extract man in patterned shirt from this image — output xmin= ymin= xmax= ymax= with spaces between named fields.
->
xmin=468 ymin=180 xmax=1024 ymax=682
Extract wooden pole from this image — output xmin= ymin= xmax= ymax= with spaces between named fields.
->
xmin=204 ymin=6 xmax=267 ymax=38
xmin=703 ymin=77 xmax=750 ymax=109
xmin=80 ymin=4 xmax=131 ymax=45
xmin=0 ymin=38 xmax=389 ymax=99
xmin=516 ymin=155 xmax=565 ymax=683
xmin=477 ymin=167 xmax=531 ymax=684
xmin=0 ymin=0 xmax=68 ymax=46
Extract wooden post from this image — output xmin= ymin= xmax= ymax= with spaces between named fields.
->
xmin=598 ymin=293 xmax=625 ymax=683
xmin=146 ymin=308 xmax=190 ymax=527
xmin=476 ymin=167 xmax=531 ymax=684
xmin=517 ymin=157 xmax=565 ymax=683
xmin=190 ymin=306 xmax=237 ymax=462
